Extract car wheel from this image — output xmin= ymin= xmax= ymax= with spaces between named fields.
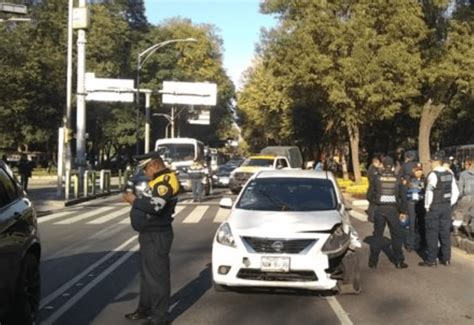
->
xmin=336 ymin=250 xmax=361 ymax=295
xmin=14 ymin=253 xmax=41 ymax=324
xmin=213 ymin=280 xmax=228 ymax=292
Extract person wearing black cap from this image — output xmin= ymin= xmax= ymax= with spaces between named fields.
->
xmin=419 ymin=153 xmax=459 ymax=267
xmin=400 ymin=163 xmax=426 ymax=252
xmin=367 ymin=156 xmax=408 ymax=269
xmin=122 ymin=151 xmax=180 ymax=325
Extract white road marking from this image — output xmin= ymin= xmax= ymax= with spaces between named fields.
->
xmin=54 ymin=207 xmax=115 ymax=224
xmin=87 ymin=207 xmax=130 ymax=224
xmin=350 ymin=210 xmax=368 ymax=222
xmin=38 ymin=211 xmax=76 ymax=223
xmin=40 ymin=236 xmax=137 ymax=309
xmin=326 ymin=296 xmax=354 ymax=325
xmin=174 ymin=206 xmax=185 ymax=216
xmin=42 ymin=243 xmax=140 ymax=325
xmin=213 ymin=208 xmax=229 ymax=223
xmin=119 ymin=217 xmax=130 ymax=224
xmin=182 ymin=205 xmax=209 ymax=223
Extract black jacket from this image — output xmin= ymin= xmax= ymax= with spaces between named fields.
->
xmin=130 ymin=168 xmax=179 ymax=233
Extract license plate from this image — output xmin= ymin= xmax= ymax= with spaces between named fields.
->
xmin=261 ymin=256 xmax=290 ymax=272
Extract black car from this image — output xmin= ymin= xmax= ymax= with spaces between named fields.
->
xmin=0 ymin=161 xmax=41 ymax=325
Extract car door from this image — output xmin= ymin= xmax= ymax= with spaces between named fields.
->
xmin=0 ymin=165 xmax=33 ymax=314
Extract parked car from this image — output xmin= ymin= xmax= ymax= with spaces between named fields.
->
xmin=0 ymin=160 xmax=41 ymax=324
xmin=212 ymin=169 xmax=361 ymax=294
xmin=212 ymin=164 xmax=238 ymax=188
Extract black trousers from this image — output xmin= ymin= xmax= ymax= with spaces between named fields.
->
xmin=425 ymin=203 xmax=452 ymax=263
xmin=138 ymin=229 xmax=174 ymax=322
xmin=369 ymin=206 xmax=404 ymax=265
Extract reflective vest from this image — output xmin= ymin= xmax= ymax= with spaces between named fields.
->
xmin=406 ymin=178 xmax=425 ymax=202
xmin=432 ymin=171 xmax=453 ymax=204
xmin=376 ymin=170 xmax=398 ymax=205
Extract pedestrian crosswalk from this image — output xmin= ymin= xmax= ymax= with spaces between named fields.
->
xmin=38 ymin=201 xmax=230 ymax=227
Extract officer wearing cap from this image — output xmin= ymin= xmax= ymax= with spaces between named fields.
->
xmin=419 ymin=152 xmax=459 ymax=267
xmin=400 ymin=163 xmax=426 ymax=252
xmin=367 ymin=156 xmax=408 ymax=269
xmin=123 ymin=151 xmax=179 ymax=325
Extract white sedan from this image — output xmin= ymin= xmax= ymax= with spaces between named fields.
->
xmin=212 ymin=170 xmax=361 ymax=294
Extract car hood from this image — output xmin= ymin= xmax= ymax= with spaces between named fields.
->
xmin=228 ymin=209 xmax=342 ymax=236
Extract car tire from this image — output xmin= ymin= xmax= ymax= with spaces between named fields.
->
xmin=13 ymin=253 xmax=41 ymax=324
xmin=213 ymin=280 xmax=228 ymax=292
xmin=336 ymin=250 xmax=361 ymax=295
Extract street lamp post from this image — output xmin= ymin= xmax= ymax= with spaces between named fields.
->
xmin=135 ymin=37 xmax=197 ymax=155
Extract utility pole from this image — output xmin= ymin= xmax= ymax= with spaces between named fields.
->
xmin=76 ymin=0 xmax=88 ymax=191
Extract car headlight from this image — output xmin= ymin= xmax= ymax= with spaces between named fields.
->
xmin=229 ymin=171 xmax=236 ymax=178
xmin=216 ymin=223 xmax=236 ymax=248
xmin=321 ymin=223 xmax=351 ymax=258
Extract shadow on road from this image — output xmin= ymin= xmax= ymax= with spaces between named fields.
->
xmin=170 ymin=264 xmax=212 ymax=321
xmin=363 ymin=235 xmax=398 ymax=264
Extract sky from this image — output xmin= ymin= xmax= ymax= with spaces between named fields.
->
xmin=144 ymin=0 xmax=277 ymax=89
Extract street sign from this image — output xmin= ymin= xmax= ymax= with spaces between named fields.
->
xmin=0 ymin=3 xmax=27 ymax=14
xmin=161 ymin=81 xmax=217 ymax=106
xmin=72 ymin=6 xmax=90 ymax=29
xmin=85 ymin=73 xmax=134 ymax=103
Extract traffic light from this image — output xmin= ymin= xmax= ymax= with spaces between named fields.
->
xmin=64 ymin=128 xmax=74 ymax=143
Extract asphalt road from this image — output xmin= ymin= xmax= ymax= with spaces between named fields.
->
xmin=36 ymin=188 xmax=474 ymax=325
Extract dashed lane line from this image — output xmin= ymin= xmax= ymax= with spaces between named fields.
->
xmin=326 ymin=296 xmax=354 ymax=325
xmin=39 ymin=235 xmax=138 ymax=310
xmin=41 ymin=243 xmax=140 ymax=325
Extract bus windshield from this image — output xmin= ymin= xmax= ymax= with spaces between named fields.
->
xmin=157 ymin=143 xmax=195 ymax=161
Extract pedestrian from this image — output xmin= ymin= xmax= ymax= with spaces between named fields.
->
xmin=400 ymin=163 xmax=426 ymax=252
xmin=419 ymin=153 xmax=459 ymax=267
xmin=122 ymin=151 xmax=180 ymax=325
xmin=367 ymin=156 xmax=408 ymax=269
xmin=366 ymin=154 xmax=383 ymax=223
xmin=453 ymin=156 xmax=474 ymax=240
xmin=450 ymin=157 xmax=461 ymax=180
xmin=18 ymin=154 xmax=33 ymax=192
xmin=187 ymin=158 xmax=206 ymax=202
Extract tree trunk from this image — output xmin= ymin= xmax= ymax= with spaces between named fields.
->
xmin=418 ymin=99 xmax=444 ymax=175
xmin=348 ymin=124 xmax=362 ymax=184
xmin=341 ymin=152 xmax=349 ymax=181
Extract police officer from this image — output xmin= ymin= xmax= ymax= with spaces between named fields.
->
xmin=400 ymin=163 xmax=426 ymax=252
xmin=419 ymin=153 xmax=459 ymax=267
xmin=366 ymin=154 xmax=383 ymax=223
xmin=367 ymin=156 xmax=408 ymax=269
xmin=187 ymin=158 xmax=207 ymax=202
xmin=453 ymin=156 xmax=474 ymax=240
xmin=123 ymin=151 xmax=180 ymax=325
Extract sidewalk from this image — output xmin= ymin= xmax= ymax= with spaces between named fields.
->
xmin=27 ymin=176 xmax=121 ymax=216
xmin=343 ymin=193 xmax=474 ymax=255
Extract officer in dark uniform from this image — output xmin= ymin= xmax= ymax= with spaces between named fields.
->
xmin=367 ymin=156 xmax=408 ymax=269
xmin=419 ymin=153 xmax=459 ymax=267
xmin=123 ymin=151 xmax=180 ymax=325
xmin=400 ymin=163 xmax=426 ymax=252
xmin=366 ymin=154 xmax=383 ymax=223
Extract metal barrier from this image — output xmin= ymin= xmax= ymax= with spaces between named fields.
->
xmin=100 ymin=169 xmax=111 ymax=193
xmin=84 ymin=170 xmax=96 ymax=196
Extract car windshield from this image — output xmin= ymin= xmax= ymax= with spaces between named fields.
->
xmin=242 ymin=158 xmax=274 ymax=167
xmin=236 ymin=178 xmax=338 ymax=211
xmin=158 ymin=144 xmax=195 ymax=161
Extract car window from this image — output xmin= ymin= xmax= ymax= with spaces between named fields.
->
xmin=236 ymin=177 xmax=337 ymax=211
xmin=242 ymin=158 xmax=274 ymax=167
xmin=277 ymin=159 xmax=288 ymax=168
xmin=0 ymin=168 xmax=19 ymax=208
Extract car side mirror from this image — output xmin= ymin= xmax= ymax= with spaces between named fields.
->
xmin=219 ymin=198 xmax=233 ymax=209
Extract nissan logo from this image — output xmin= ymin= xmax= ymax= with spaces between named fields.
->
xmin=271 ymin=240 xmax=284 ymax=252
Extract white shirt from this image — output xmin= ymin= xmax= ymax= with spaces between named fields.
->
xmin=425 ymin=166 xmax=460 ymax=210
